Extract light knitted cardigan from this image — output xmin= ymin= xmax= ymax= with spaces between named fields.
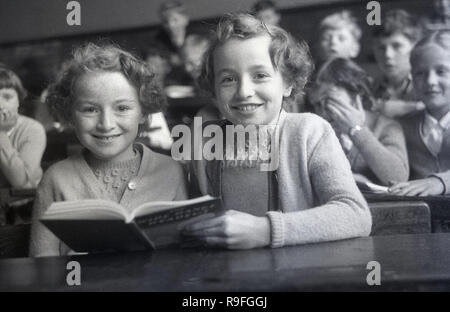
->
xmin=29 ymin=143 xmax=188 ymax=257
xmin=194 ymin=111 xmax=372 ymax=248
xmin=0 ymin=115 xmax=46 ymax=188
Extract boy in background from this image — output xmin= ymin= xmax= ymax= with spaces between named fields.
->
xmin=317 ymin=10 xmax=361 ymax=64
xmin=372 ymin=10 xmax=424 ymax=119
xmin=252 ymin=0 xmax=281 ymax=26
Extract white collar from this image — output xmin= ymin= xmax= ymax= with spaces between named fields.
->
xmin=424 ymin=110 xmax=450 ymax=131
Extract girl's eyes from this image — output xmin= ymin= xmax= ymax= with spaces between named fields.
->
xmin=218 ymin=72 xmax=271 ymax=85
xmin=77 ymin=104 xmax=136 ymax=114
xmin=436 ymin=67 xmax=450 ymax=76
xmin=414 ymin=67 xmax=450 ymax=77
xmin=220 ymin=76 xmax=236 ymax=84
xmin=80 ymin=106 xmax=98 ymax=114
xmin=392 ymin=43 xmax=401 ymax=50
xmin=254 ymin=72 xmax=270 ymax=80
xmin=116 ymin=105 xmax=131 ymax=112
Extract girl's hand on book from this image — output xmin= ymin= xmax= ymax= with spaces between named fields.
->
xmin=181 ymin=210 xmax=271 ymax=249
xmin=388 ymin=177 xmax=444 ymax=196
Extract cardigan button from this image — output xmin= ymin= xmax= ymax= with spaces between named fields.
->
xmin=128 ymin=181 xmax=137 ymax=190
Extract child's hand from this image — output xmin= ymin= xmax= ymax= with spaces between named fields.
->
xmin=388 ymin=177 xmax=444 ymax=196
xmin=373 ymin=99 xmax=425 ymax=118
xmin=326 ymin=95 xmax=365 ymax=135
xmin=0 ymin=109 xmax=18 ymax=132
xmin=181 ymin=210 xmax=271 ymax=249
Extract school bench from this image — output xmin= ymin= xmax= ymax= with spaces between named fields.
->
xmin=0 ymin=188 xmax=35 ymax=259
xmin=0 ymin=223 xmax=30 ymax=259
xmin=369 ymin=201 xmax=431 ymax=235
xmin=0 ymin=188 xmax=35 ymax=225
xmin=364 ymin=193 xmax=450 ymax=233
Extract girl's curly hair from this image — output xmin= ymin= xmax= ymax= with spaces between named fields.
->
xmin=47 ymin=42 xmax=166 ymax=124
xmin=199 ymin=13 xmax=314 ymax=108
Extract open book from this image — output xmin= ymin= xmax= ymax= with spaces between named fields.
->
xmin=356 ymin=180 xmax=389 ymax=194
xmin=40 ymin=195 xmax=223 ymax=253
xmin=353 ymin=174 xmax=389 ymax=194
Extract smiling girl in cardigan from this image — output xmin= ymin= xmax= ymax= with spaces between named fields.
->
xmin=30 ymin=43 xmax=187 ymax=257
xmin=186 ymin=13 xmax=371 ymax=249
xmin=390 ymin=30 xmax=450 ymax=196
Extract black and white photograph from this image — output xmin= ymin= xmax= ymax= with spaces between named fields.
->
xmin=0 ymin=0 xmax=450 ymax=297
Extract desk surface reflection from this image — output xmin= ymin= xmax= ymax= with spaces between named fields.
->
xmin=1 ymin=233 xmax=450 ymax=291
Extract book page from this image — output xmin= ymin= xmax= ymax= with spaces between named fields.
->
xmin=42 ymin=199 xmax=129 ymax=221
xmin=130 ymin=195 xmax=217 ymax=220
xmin=353 ymin=174 xmax=388 ymax=194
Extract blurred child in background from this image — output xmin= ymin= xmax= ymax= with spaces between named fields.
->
xmin=309 ymin=58 xmax=409 ymax=186
xmin=390 ymin=30 xmax=450 ymax=196
xmin=419 ymin=0 xmax=450 ymax=32
xmin=252 ymin=0 xmax=281 ymax=26
xmin=372 ymin=10 xmax=424 ymax=119
xmin=0 ymin=66 xmax=46 ymax=189
xmin=317 ymin=10 xmax=361 ymax=64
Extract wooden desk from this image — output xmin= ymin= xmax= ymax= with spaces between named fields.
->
xmin=0 ymin=188 xmax=35 ymax=225
xmin=1 ymin=233 xmax=450 ymax=291
xmin=364 ymin=193 xmax=450 ymax=232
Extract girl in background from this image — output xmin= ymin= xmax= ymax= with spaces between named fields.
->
xmin=390 ymin=30 xmax=450 ymax=196
xmin=0 ymin=66 xmax=46 ymax=189
xmin=309 ymin=58 xmax=409 ymax=186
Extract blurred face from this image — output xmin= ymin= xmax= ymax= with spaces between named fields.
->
xmin=182 ymin=40 xmax=209 ymax=80
xmin=0 ymin=88 xmax=19 ymax=130
xmin=319 ymin=27 xmax=360 ymax=61
xmin=0 ymin=88 xmax=19 ymax=131
xmin=161 ymin=10 xmax=188 ymax=36
xmin=213 ymin=35 xmax=292 ymax=126
xmin=0 ymin=88 xmax=19 ymax=116
xmin=72 ymin=71 xmax=145 ymax=162
xmin=373 ymin=33 xmax=415 ymax=82
xmin=256 ymin=8 xmax=280 ymax=26
xmin=146 ymin=54 xmax=170 ymax=78
xmin=412 ymin=44 xmax=450 ymax=119
xmin=311 ymin=82 xmax=353 ymax=127
xmin=433 ymin=0 xmax=450 ymax=16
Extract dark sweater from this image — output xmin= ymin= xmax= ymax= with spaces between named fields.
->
xmin=401 ymin=112 xmax=450 ymax=194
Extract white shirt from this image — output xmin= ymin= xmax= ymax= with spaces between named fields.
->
xmin=420 ymin=111 xmax=450 ymax=156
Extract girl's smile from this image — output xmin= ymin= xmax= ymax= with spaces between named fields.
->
xmin=232 ymin=103 xmax=264 ymax=113
xmin=213 ymin=35 xmax=292 ymax=126
xmin=412 ymin=44 xmax=450 ymax=120
xmin=72 ymin=71 xmax=145 ymax=162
